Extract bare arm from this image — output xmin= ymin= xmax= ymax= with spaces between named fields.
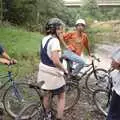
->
xmin=1 ymin=51 xmax=17 ymax=65
xmin=0 ymin=47 xmax=11 ymax=64
xmin=51 ymin=51 xmax=67 ymax=73
xmin=59 ymin=33 xmax=68 ymax=49
xmin=0 ymin=58 xmax=10 ymax=64
xmin=84 ymin=36 xmax=91 ymax=56
xmin=2 ymin=51 xmax=11 ymax=60
xmin=60 ymin=38 xmax=68 ymax=49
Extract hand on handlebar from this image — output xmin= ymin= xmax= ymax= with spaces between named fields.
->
xmin=91 ymin=55 xmax=100 ymax=62
xmin=64 ymin=69 xmax=68 ymax=76
xmin=2 ymin=59 xmax=10 ymax=65
xmin=4 ymin=59 xmax=17 ymax=65
xmin=9 ymin=59 xmax=17 ymax=65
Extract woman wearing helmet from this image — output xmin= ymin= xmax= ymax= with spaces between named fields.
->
xmin=60 ymin=18 xmax=91 ymax=76
xmin=37 ymin=18 xmax=67 ymax=120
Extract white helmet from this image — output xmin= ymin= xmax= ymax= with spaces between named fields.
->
xmin=75 ymin=19 xmax=86 ymax=26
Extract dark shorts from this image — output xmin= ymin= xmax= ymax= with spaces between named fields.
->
xmin=52 ymin=85 xmax=65 ymax=95
xmin=106 ymin=91 xmax=120 ymax=120
xmin=43 ymin=85 xmax=65 ymax=96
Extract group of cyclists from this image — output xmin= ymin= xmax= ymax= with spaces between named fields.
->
xmin=0 ymin=18 xmax=120 ymax=120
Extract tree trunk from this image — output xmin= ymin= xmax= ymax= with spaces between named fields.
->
xmin=0 ymin=0 xmax=3 ymax=23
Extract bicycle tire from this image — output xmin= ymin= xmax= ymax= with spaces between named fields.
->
xmin=64 ymin=82 xmax=80 ymax=111
xmin=93 ymin=89 xmax=110 ymax=116
xmin=17 ymin=102 xmax=56 ymax=120
xmin=16 ymin=102 xmax=43 ymax=120
xmin=51 ymin=81 xmax=80 ymax=111
xmin=3 ymin=82 xmax=40 ymax=118
xmin=85 ymin=68 xmax=108 ymax=93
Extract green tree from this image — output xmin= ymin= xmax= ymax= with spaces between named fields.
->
xmin=0 ymin=0 xmax=3 ymax=23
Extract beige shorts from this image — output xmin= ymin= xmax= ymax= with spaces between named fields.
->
xmin=37 ymin=63 xmax=66 ymax=90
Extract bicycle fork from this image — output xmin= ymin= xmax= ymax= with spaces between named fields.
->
xmin=12 ymin=82 xmax=24 ymax=102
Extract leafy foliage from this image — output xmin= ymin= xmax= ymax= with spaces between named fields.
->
xmin=0 ymin=0 xmax=120 ymax=31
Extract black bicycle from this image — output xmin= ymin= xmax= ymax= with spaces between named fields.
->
xmin=63 ymin=55 xmax=108 ymax=93
xmin=15 ymin=81 xmax=80 ymax=120
xmin=0 ymin=64 xmax=40 ymax=118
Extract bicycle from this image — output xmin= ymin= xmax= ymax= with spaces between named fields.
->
xmin=0 ymin=64 xmax=40 ymax=118
xmin=93 ymin=68 xmax=114 ymax=116
xmin=15 ymin=81 xmax=80 ymax=120
xmin=63 ymin=55 xmax=108 ymax=93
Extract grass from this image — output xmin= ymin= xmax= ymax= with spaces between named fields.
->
xmin=0 ymin=25 xmax=43 ymax=78
xmin=0 ymin=26 xmax=42 ymax=57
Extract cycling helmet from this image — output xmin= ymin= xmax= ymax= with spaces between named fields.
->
xmin=46 ymin=18 xmax=64 ymax=34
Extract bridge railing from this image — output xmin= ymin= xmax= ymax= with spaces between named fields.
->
xmin=64 ymin=0 xmax=120 ymax=6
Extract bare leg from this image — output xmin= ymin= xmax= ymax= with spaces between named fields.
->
xmin=57 ymin=92 xmax=65 ymax=119
xmin=43 ymin=94 xmax=50 ymax=113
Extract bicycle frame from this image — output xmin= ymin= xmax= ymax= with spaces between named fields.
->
xmin=0 ymin=65 xmax=23 ymax=102
xmin=0 ymin=65 xmax=15 ymax=88
xmin=79 ymin=60 xmax=96 ymax=78
xmin=67 ymin=57 xmax=100 ymax=83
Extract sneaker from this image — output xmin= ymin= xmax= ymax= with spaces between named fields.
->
xmin=70 ymin=74 xmax=80 ymax=80
xmin=44 ymin=111 xmax=52 ymax=120
xmin=0 ymin=108 xmax=4 ymax=116
xmin=0 ymin=108 xmax=4 ymax=120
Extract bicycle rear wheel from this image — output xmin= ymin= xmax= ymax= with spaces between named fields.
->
xmin=3 ymin=83 xmax=40 ymax=118
xmin=93 ymin=89 xmax=111 ymax=116
xmin=64 ymin=82 xmax=80 ymax=111
xmin=52 ymin=82 xmax=80 ymax=112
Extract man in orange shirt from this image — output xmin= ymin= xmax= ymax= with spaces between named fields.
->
xmin=61 ymin=19 xmax=91 ymax=75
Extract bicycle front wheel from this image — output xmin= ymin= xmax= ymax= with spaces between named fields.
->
xmin=3 ymin=83 xmax=40 ymax=118
xmin=16 ymin=102 xmax=43 ymax=120
xmin=85 ymin=68 xmax=108 ymax=93
xmin=17 ymin=102 xmax=56 ymax=120
xmin=93 ymin=89 xmax=111 ymax=116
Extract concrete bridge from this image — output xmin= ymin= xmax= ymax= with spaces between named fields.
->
xmin=64 ymin=0 xmax=120 ymax=7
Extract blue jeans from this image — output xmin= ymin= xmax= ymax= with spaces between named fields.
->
xmin=106 ymin=91 xmax=120 ymax=120
xmin=62 ymin=50 xmax=85 ymax=75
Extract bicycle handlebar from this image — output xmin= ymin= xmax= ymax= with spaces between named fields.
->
xmin=91 ymin=55 xmax=100 ymax=62
xmin=8 ymin=63 xmax=19 ymax=78
xmin=108 ymin=67 xmax=114 ymax=74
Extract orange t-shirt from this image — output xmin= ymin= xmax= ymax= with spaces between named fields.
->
xmin=63 ymin=31 xmax=89 ymax=55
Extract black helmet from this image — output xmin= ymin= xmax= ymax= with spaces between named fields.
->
xmin=45 ymin=18 xmax=64 ymax=34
